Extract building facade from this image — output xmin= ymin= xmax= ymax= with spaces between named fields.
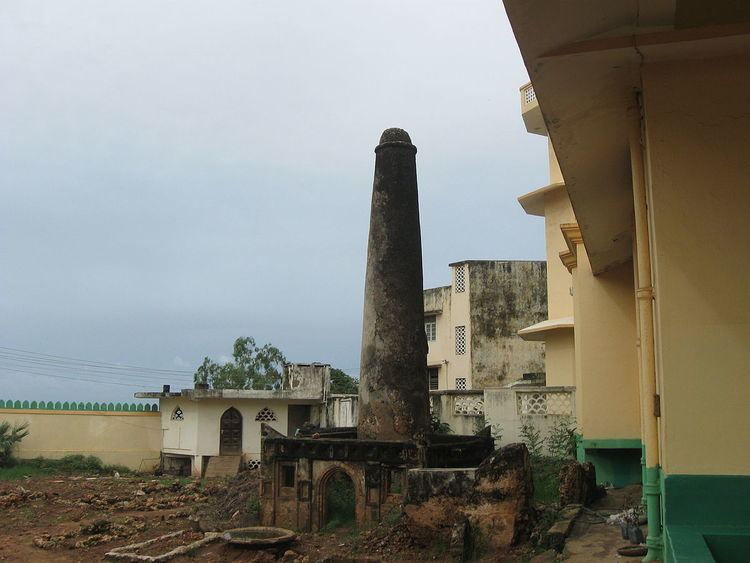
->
xmin=424 ymin=260 xmax=547 ymax=391
xmin=136 ymin=363 xmax=333 ymax=477
xmin=504 ymin=2 xmax=750 ymax=560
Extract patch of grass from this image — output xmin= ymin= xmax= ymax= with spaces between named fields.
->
xmin=158 ymin=476 xmax=191 ymax=487
xmin=0 ymin=463 xmax=51 ymax=480
xmin=531 ymin=456 xmax=567 ymax=504
xmin=17 ymin=455 xmax=131 ymax=476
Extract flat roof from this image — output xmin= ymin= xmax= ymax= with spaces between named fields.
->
xmin=517 ymin=182 xmax=566 ymax=217
xmin=518 ymin=316 xmax=574 ymax=341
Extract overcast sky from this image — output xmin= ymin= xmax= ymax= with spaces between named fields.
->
xmin=0 ymin=0 xmax=547 ymax=403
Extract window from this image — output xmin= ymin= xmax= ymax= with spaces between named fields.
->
xmin=454 ymin=265 xmax=466 ymax=293
xmin=171 ymin=406 xmax=184 ymax=421
xmin=455 ymin=325 xmax=466 ymax=355
xmin=255 ymin=407 xmax=277 ymax=422
xmin=428 ymin=368 xmax=439 ymax=391
xmin=455 ymin=378 xmax=467 ymax=391
xmin=281 ymin=464 xmax=296 ymax=488
xmin=424 ymin=315 xmax=436 ymax=341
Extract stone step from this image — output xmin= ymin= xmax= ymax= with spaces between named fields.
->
xmin=203 ymin=455 xmax=241 ymax=478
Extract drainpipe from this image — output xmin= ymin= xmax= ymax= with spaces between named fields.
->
xmin=628 ymin=99 xmax=662 ymax=562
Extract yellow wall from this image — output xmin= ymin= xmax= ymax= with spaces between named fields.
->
xmin=451 ymin=264 xmax=472 ymax=388
xmin=573 ymin=251 xmax=640 ymax=440
xmin=425 ymin=286 xmax=453 ymax=390
xmin=425 ymin=266 xmax=471 ymax=390
xmin=548 ymin=139 xmax=563 ymax=184
xmin=0 ymin=409 xmax=161 ymax=471
xmin=643 ymin=55 xmax=750 ymax=475
xmin=545 ymin=330 xmax=575 ymax=387
xmin=544 ymin=187 xmax=575 ymax=319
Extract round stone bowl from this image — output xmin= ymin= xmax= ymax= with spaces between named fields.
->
xmin=222 ymin=526 xmax=297 ymax=548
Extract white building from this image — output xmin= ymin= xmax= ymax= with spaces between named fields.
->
xmin=135 ymin=363 xmax=348 ymax=477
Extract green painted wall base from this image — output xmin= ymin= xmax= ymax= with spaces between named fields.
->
xmin=663 ymin=474 xmax=750 ymax=563
xmin=575 ymin=437 xmax=643 ymax=488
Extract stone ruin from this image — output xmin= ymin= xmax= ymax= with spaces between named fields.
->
xmin=260 ymin=129 xmax=532 ymax=549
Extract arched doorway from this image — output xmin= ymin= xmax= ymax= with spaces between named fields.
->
xmin=322 ymin=470 xmax=356 ymax=529
xmin=220 ymin=407 xmax=242 ymax=455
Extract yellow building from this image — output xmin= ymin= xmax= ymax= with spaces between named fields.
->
xmin=505 ymin=2 xmax=750 ymax=561
xmin=424 ymin=260 xmax=546 ymax=391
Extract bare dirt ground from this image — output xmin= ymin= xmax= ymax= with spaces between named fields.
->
xmin=0 ymin=473 xmax=530 ymax=562
xmin=0 ymin=475 xmax=458 ymax=562
xmin=0 ymin=474 xmax=214 ymax=562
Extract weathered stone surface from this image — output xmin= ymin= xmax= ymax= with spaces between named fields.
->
xmin=467 ymin=261 xmax=547 ymax=388
xmin=558 ymin=461 xmax=604 ymax=506
xmin=467 ymin=443 xmax=535 ymax=548
xmin=543 ymin=503 xmax=582 ymax=552
xmin=403 ymin=443 xmax=535 ymax=553
xmin=406 ymin=468 xmax=476 ymax=504
xmin=358 ymin=128 xmax=429 ymax=442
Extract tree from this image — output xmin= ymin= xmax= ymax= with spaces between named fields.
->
xmin=194 ymin=337 xmax=287 ymax=390
xmin=329 ymin=368 xmax=358 ymax=394
xmin=0 ymin=421 xmax=29 ymax=467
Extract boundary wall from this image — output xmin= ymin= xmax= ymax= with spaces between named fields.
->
xmin=0 ymin=399 xmax=161 ymax=471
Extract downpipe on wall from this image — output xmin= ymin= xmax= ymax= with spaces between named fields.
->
xmin=629 ymin=98 xmax=662 ymax=562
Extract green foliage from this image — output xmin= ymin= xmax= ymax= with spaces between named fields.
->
xmin=430 ymin=412 xmax=452 ymax=434
xmin=0 ymin=420 xmax=29 ymax=467
xmin=194 ymin=336 xmax=287 ymax=390
xmin=531 ymin=456 xmax=567 ymax=504
xmin=519 ymin=417 xmax=545 ymax=457
xmin=324 ymin=473 xmax=356 ymax=529
xmin=0 ymin=463 xmax=49 ymax=481
xmin=546 ymin=416 xmax=577 ymax=460
xmin=329 ymin=368 xmax=358 ymax=394
xmin=24 ymin=455 xmax=130 ymax=475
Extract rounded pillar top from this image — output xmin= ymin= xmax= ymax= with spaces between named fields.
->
xmin=376 ymin=127 xmax=417 ymax=153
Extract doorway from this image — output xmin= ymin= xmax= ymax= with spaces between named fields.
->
xmin=220 ymin=407 xmax=242 ymax=455
xmin=322 ymin=470 xmax=356 ymax=529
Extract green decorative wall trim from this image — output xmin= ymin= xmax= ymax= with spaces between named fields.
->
xmin=575 ymin=435 xmax=643 ymax=488
xmin=580 ymin=438 xmax=642 ymax=450
xmin=663 ymin=474 xmax=750 ymax=563
xmin=0 ymin=399 xmax=158 ymax=412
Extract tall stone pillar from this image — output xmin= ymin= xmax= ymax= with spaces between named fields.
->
xmin=357 ymin=128 xmax=429 ymax=442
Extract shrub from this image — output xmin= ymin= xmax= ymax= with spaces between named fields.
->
xmin=26 ymin=455 xmax=130 ymax=475
xmin=0 ymin=421 xmax=30 ymax=468
xmin=519 ymin=417 xmax=545 ymax=457
xmin=546 ymin=416 xmax=577 ymax=460
xmin=430 ymin=413 xmax=452 ymax=434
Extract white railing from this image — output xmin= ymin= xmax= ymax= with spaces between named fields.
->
xmin=516 ymin=388 xmax=573 ymax=416
xmin=453 ymin=393 xmax=484 ymax=416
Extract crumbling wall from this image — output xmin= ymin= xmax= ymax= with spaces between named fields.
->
xmin=469 ymin=261 xmax=547 ymax=388
xmin=404 ymin=443 xmax=535 ymax=555
xmin=423 ymin=286 xmax=450 ymax=314
xmin=282 ymin=363 xmax=330 ymax=398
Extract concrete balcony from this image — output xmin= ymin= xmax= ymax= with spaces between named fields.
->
xmin=520 ymin=82 xmax=546 ymax=136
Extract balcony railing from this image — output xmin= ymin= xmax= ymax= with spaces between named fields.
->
xmin=516 ymin=388 xmax=574 ymax=416
xmin=519 ymin=81 xmax=546 ymax=135
xmin=521 ymin=82 xmax=536 ymax=105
